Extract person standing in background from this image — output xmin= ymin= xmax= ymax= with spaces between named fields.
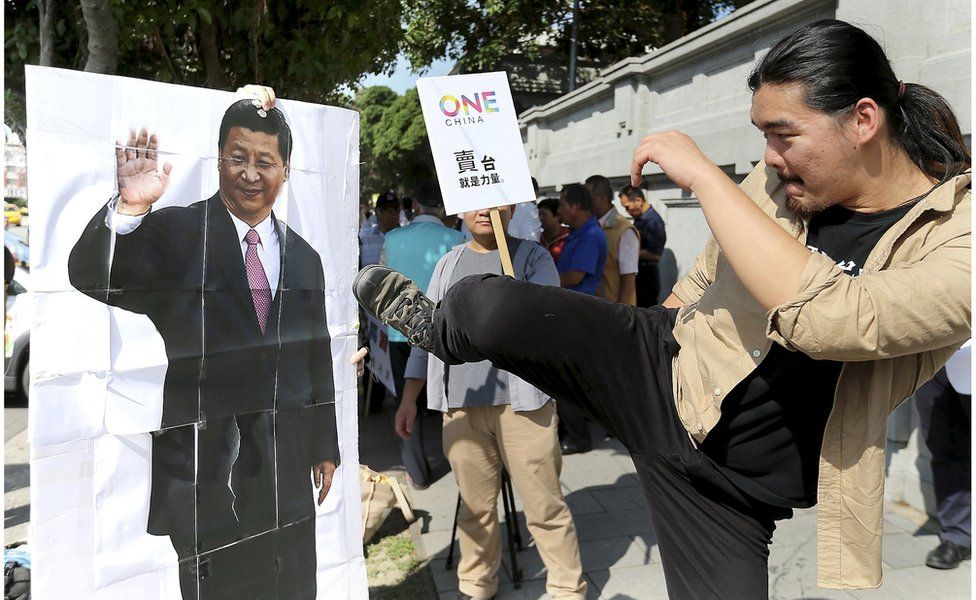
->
xmin=916 ymin=340 xmax=971 ymax=569
xmin=619 ymin=184 xmax=667 ymax=307
xmin=394 ymin=204 xmax=586 ymax=600
xmin=585 ymin=175 xmax=639 ymax=306
xmin=359 ymin=191 xmax=400 ymax=268
xmin=381 ymin=180 xmax=465 ymax=488
xmin=539 ymin=197 xmax=569 ymax=263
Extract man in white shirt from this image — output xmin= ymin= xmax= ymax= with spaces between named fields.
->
xmin=585 ymin=175 xmax=639 ymax=305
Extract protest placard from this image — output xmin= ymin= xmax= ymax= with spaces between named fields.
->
xmin=25 ymin=66 xmax=366 ymax=599
xmin=417 ymin=71 xmax=533 ymax=275
xmin=416 ymin=71 xmax=535 ymax=217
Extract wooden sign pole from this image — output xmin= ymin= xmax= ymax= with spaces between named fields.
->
xmin=489 ymin=207 xmax=515 ymax=277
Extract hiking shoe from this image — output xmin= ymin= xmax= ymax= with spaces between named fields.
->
xmin=353 ymin=265 xmax=435 ymax=351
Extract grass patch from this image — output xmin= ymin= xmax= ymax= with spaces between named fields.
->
xmin=365 ymin=510 xmax=430 ymax=599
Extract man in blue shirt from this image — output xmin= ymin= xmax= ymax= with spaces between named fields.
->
xmin=359 ymin=191 xmax=400 ymax=268
xmin=381 ymin=180 xmax=465 ymax=488
xmin=556 ymin=183 xmax=607 ymax=295
xmin=620 ymin=184 xmax=667 ymax=307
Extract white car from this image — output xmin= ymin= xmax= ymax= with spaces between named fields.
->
xmin=5 ymin=265 xmax=31 ymax=398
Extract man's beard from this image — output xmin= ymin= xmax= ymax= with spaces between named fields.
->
xmin=785 ymin=194 xmax=831 ymax=220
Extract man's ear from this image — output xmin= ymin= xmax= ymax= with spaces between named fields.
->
xmin=852 ymin=97 xmax=883 ymax=146
xmin=283 ymin=162 xmax=290 ymax=181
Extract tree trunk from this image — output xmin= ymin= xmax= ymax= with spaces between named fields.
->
xmin=37 ymin=0 xmax=55 ymax=66
xmin=198 ymin=18 xmax=229 ymax=89
xmin=79 ymin=0 xmax=118 ymax=74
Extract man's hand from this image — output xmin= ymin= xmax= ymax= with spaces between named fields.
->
xmin=236 ymin=85 xmax=276 ymax=111
xmin=116 ymin=128 xmax=172 ymax=215
xmin=350 ymin=347 xmax=368 ymax=378
xmin=312 ymin=460 xmax=336 ymax=506
xmin=394 ymin=397 xmax=418 ymax=440
xmin=630 ymin=131 xmax=726 ymax=193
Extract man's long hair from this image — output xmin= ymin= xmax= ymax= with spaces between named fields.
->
xmin=748 ymin=19 xmax=970 ymax=184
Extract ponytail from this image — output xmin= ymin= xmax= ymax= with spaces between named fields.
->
xmin=894 ymin=83 xmax=971 ymax=184
xmin=749 ymin=20 xmax=970 ymax=184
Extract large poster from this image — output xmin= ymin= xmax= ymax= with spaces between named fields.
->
xmin=25 ymin=66 xmax=366 ymax=599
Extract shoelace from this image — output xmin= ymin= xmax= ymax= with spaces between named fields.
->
xmin=386 ymin=291 xmax=433 ymax=347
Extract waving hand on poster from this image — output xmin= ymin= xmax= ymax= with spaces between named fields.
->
xmin=115 ymin=128 xmax=173 ymax=215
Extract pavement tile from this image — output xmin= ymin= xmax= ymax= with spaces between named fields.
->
xmin=588 ymin=564 xmax=669 ymax=599
xmin=579 ymin=535 xmax=655 ymax=571
xmin=561 ymin=447 xmax=627 ymax=474
xmin=573 ymin=508 xmax=654 ymax=542
xmin=429 ymin=557 xmax=460 ymax=593
xmin=430 ymin=555 xmax=514 ymax=594
xmin=503 ymin=543 xmax=546 ymax=582
xmin=565 ymin=490 xmax=606 ymax=516
xmin=771 ymin=509 xmax=819 ymax=548
xmin=881 ymin=531 xmax=941 ymax=569
xmin=768 ymin=541 xmax=858 ymax=600
xmin=589 ymin=487 xmax=649 ymax=513
xmin=419 ymin=528 xmax=455 ymax=560
xmin=847 ymin=564 xmax=971 ymax=600
xmin=559 ymin=464 xmax=633 ymax=492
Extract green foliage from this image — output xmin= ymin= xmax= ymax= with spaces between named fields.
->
xmin=403 ymin=0 xmax=565 ymax=73
xmin=4 ymin=0 xmax=404 ymax=135
xmin=403 ymin=0 xmax=738 ymax=77
xmin=354 ymin=86 xmax=434 ymax=198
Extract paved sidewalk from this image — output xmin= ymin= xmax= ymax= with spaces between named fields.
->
xmin=7 ymin=397 xmax=971 ymax=599
xmin=358 ymin=405 xmax=971 ymax=600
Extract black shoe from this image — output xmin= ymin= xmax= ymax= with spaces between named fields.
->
xmin=456 ymin=593 xmax=496 ymax=600
xmin=560 ymin=439 xmax=592 ymax=455
xmin=353 ymin=265 xmax=435 ymax=351
xmin=926 ymin=540 xmax=971 ymax=569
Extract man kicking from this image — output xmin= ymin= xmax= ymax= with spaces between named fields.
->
xmin=354 ymin=20 xmax=970 ymax=598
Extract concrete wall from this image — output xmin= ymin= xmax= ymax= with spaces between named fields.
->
xmin=520 ymin=0 xmax=971 ymax=518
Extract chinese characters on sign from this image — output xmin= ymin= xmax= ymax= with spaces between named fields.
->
xmin=454 ymin=151 xmax=501 ymax=188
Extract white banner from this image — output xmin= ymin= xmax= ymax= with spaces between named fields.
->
xmin=25 ymin=66 xmax=366 ymax=599
xmin=417 ymin=71 xmax=535 ymax=215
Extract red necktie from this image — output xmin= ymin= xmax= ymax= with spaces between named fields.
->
xmin=244 ymin=229 xmax=272 ymax=333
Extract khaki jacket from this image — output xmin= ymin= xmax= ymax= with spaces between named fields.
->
xmin=670 ymin=163 xmax=971 ymax=589
xmin=597 ymin=209 xmax=638 ymax=305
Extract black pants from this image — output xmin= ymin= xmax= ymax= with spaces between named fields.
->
xmin=171 ymin=516 xmax=316 ymax=600
xmin=389 ymin=341 xmax=433 ymax=486
xmin=430 ymin=275 xmax=792 ymax=599
xmin=636 ymin=261 xmax=661 ymax=308
xmin=915 ymin=367 xmax=971 ymax=548
xmin=159 ymin=412 xmax=318 ymax=600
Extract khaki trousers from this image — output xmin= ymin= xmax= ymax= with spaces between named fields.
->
xmin=442 ymin=402 xmax=586 ymax=599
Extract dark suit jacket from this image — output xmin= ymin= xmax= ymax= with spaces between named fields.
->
xmin=68 ymin=193 xmax=339 ymax=535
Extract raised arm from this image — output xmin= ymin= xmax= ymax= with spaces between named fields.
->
xmin=631 ymin=131 xmax=810 ymax=311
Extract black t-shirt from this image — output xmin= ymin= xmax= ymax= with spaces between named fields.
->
xmin=700 ymin=200 xmax=917 ymax=508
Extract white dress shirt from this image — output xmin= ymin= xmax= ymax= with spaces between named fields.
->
xmin=598 ymin=210 xmax=639 ymax=275
xmin=107 ymin=197 xmax=280 ymax=297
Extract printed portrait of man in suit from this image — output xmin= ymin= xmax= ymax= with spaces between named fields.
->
xmin=67 ymin=99 xmax=338 ymax=600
